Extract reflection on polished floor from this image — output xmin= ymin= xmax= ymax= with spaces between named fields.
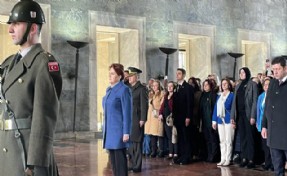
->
xmin=54 ymin=138 xmax=274 ymax=176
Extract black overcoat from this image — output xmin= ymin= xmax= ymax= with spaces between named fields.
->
xmin=173 ymin=81 xmax=194 ymax=127
xmin=130 ymin=81 xmax=148 ymax=142
xmin=262 ymin=79 xmax=287 ymax=150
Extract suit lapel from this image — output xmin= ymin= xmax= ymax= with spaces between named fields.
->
xmin=2 ymin=61 xmax=25 ymax=93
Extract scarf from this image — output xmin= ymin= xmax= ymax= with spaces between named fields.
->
xmin=217 ymin=92 xmax=230 ymax=118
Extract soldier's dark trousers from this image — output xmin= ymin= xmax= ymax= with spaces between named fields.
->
xmin=33 ymin=166 xmax=49 ymax=176
xmin=128 ymin=142 xmax=142 ymax=171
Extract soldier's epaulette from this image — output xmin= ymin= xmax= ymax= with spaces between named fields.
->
xmin=41 ymin=51 xmax=56 ymax=61
xmin=39 ymin=51 xmax=60 ymax=72
xmin=40 ymin=51 xmax=62 ymax=98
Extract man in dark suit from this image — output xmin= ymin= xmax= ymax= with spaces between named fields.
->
xmin=127 ymin=67 xmax=148 ymax=173
xmin=262 ymin=56 xmax=287 ymax=176
xmin=173 ymin=68 xmax=194 ymax=165
xmin=0 ymin=1 xmax=62 ymax=176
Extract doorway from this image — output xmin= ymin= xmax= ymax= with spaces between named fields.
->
xmin=96 ymin=26 xmax=139 ymax=131
xmin=241 ymin=40 xmax=267 ymax=76
xmin=178 ymin=34 xmax=211 ymax=82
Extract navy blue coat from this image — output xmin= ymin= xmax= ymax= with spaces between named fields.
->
xmin=102 ymin=81 xmax=132 ymax=149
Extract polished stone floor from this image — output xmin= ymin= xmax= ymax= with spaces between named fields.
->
xmin=54 ymin=138 xmax=276 ymax=176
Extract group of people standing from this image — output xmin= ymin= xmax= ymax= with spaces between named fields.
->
xmin=102 ymin=55 xmax=287 ymax=176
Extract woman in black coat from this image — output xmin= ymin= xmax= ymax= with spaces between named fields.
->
xmin=231 ymin=67 xmax=258 ymax=169
xmin=199 ymin=79 xmax=219 ymax=162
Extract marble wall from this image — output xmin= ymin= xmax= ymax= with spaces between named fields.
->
xmin=0 ymin=0 xmax=286 ymax=132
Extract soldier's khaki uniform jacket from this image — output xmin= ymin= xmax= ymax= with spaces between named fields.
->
xmin=0 ymin=44 xmax=62 ymax=176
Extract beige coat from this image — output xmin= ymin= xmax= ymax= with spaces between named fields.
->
xmin=145 ymin=92 xmax=164 ymax=136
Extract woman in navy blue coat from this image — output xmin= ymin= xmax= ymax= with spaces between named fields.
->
xmin=102 ymin=63 xmax=132 ymax=176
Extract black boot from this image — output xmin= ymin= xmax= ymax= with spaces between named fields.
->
xmin=158 ymin=151 xmax=164 ymax=158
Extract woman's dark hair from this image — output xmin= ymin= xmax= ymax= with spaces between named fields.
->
xmin=165 ymin=81 xmax=176 ymax=98
xmin=109 ymin=63 xmax=124 ymax=81
xmin=195 ymin=78 xmax=202 ymax=90
xmin=188 ymin=77 xmax=200 ymax=92
xmin=221 ymin=78 xmax=233 ymax=92
xmin=202 ymin=79 xmax=215 ymax=92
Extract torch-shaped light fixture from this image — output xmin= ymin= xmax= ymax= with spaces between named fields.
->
xmin=67 ymin=40 xmax=89 ymax=132
xmin=159 ymin=47 xmax=177 ymax=80
xmin=228 ymin=52 xmax=244 ymax=80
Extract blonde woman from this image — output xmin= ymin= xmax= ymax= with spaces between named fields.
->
xmin=145 ymin=80 xmax=165 ymax=157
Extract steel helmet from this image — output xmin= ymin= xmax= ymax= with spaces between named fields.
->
xmin=7 ymin=0 xmax=45 ymax=24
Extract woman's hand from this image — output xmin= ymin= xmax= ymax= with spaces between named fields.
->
xmin=123 ymin=134 xmax=129 ymax=142
xmin=185 ymin=118 xmax=190 ymax=127
xmin=261 ymin=128 xmax=267 ymax=139
xmin=139 ymin=121 xmax=145 ymax=127
xmin=212 ymin=123 xmax=217 ymax=130
xmin=231 ymin=119 xmax=236 ymax=129
xmin=250 ymin=118 xmax=255 ymax=125
xmin=158 ymin=114 xmax=163 ymax=121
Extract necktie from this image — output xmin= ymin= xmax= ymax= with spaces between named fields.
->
xmin=14 ymin=53 xmax=22 ymax=65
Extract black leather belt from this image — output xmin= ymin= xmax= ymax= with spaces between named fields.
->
xmin=0 ymin=118 xmax=31 ymax=131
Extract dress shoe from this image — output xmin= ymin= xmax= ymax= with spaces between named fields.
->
xmin=157 ymin=151 xmax=164 ymax=158
xmin=179 ymin=158 xmax=190 ymax=165
xmin=150 ymin=152 xmax=156 ymax=158
xmin=132 ymin=169 xmax=141 ymax=173
xmin=264 ymin=166 xmax=274 ymax=171
xmin=128 ymin=167 xmax=133 ymax=172
xmin=239 ymin=158 xmax=248 ymax=168
xmin=173 ymin=157 xmax=181 ymax=164
xmin=217 ymin=160 xmax=225 ymax=166
xmin=247 ymin=161 xmax=255 ymax=169
xmin=262 ymin=165 xmax=269 ymax=170
xmin=233 ymin=154 xmax=241 ymax=164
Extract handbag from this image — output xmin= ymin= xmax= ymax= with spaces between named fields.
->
xmin=166 ymin=113 xmax=173 ymax=127
xmin=152 ymin=109 xmax=158 ymax=118
xmin=151 ymin=99 xmax=159 ymax=118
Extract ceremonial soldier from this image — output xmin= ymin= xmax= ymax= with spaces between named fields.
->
xmin=0 ymin=0 xmax=62 ymax=176
xmin=127 ymin=67 xmax=148 ymax=173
